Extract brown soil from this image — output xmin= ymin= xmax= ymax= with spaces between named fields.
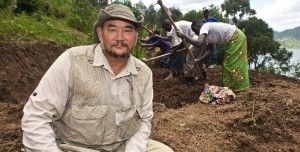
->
xmin=1 ymin=41 xmax=300 ymax=152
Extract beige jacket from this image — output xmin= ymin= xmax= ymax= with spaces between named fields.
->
xmin=22 ymin=44 xmax=153 ymax=152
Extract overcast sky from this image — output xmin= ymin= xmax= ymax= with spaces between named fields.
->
xmin=130 ymin=0 xmax=300 ymax=32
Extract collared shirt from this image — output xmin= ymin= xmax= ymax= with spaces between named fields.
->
xmin=22 ymin=44 xmax=153 ymax=152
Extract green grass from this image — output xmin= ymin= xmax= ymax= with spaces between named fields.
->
xmin=0 ymin=9 xmax=92 ymax=46
xmin=0 ymin=8 xmax=148 ymax=59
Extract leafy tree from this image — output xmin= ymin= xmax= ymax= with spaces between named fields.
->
xmin=221 ymin=0 xmax=256 ymax=24
xmin=144 ymin=4 xmax=157 ymax=25
xmin=203 ymin=4 xmax=227 ymax=23
xmin=135 ymin=0 xmax=147 ymax=15
xmin=169 ymin=6 xmax=183 ymax=22
xmin=89 ymin=0 xmax=108 ymax=7
xmin=239 ymin=17 xmax=292 ymax=73
xmin=259 ymin=48 xmax=293 ymax=76
xmin=271 ymin=47 xmax=293 ymax=73
xmin=112 ymin=0 xmax=141 ymax=17
xmin=182 ymin=9 xmax=199 ymax=22
xmin=239 ymin=17 xmax=275 ymax=69
xmin=290 ymin=62 xmax=300 ymax=78
xmin=183 ymin=4 xmax=227 ymax=23
xmin=276 ymin=48 xmax=293 ymax=65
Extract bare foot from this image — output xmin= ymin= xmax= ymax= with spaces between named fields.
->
xmin=164 ymin=74 xmax=173 ymax=80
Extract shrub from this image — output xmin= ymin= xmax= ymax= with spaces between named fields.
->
xmin=66 ymin=15 xmax=88 ymax=32
xmin=16 ymin=0 xmax=43 ymax=15
xmin=0 ymin=0 xmax=11 ymax=9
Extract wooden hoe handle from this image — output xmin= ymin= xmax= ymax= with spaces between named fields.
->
xmin=157 ymin=0 xmax=204 ymax=80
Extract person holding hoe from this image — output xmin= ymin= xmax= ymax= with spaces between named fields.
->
xmin=176 ymin=19 xmax=250 ymax=91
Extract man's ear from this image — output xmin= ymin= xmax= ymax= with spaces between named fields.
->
xmin=96 ymin=26 xmax=102 ymax=41
xmin=135 ymin=30 xmax=139 ymax=37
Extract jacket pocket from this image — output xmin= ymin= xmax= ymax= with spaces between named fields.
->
xmin=69 ymin=105 xmax=108 ymax=145
xmin=72 ymin=105 xmax=107 ymax=119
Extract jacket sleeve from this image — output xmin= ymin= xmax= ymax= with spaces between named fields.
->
xmin=125 ymin=69 xmax=153 ymax=152
xmin=21 ymin=51 xmax=72 ymax=152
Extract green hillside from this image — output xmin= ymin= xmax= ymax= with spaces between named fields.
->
xmin=274 ymin=26 xmax=300 ymax=48
xmin=0 ymin=9 xmax=92 ymax=46
xmin=0 ymin=0 xmax=147 ymax=58
xmin=0 ymin=0 xmax=102 ymax=46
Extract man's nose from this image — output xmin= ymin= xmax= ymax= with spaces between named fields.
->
xmin=116 ymin=30 xmax=125 ymax=40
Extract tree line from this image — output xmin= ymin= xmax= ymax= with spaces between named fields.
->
xmin=0 ymin=0 xmax=299 ymax=78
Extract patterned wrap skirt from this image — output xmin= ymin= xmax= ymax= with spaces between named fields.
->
xmin=223 ymin=28 xmax=250 ymax=91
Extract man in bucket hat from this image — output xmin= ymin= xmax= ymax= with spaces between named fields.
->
xmin=22 ymin=4 xmax=174 ymax=152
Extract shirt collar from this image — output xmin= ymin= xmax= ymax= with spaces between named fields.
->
xmin=93 ymin=44 xmax=138 ymax=76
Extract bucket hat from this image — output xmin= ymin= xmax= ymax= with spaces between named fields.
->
xmin=93 ymin=4 xmax=144 ymax=43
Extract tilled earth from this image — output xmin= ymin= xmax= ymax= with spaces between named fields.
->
xmin=0 ymin=41 xmax=299 ymax=152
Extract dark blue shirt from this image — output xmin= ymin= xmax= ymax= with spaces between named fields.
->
xmin=202 ymin=16 xmax=219 ymax=23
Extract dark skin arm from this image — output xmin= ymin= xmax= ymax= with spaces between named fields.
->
xmin=139 ymin=42 xmax=155 ymax=47
xmin=153 ymin=34 xmax=181 ymax=53
xmin=176 ymin=31 xmax=212 ymax=63
xmin=155 ymin=35 xmax=171 ymax=41
xmin=195 ymin=43 xmax=213 ymax=64
xmin=176 ymin=31 xmax=207 ymax=48
xmin=139 ymin=38 xmax=149 ymax=43
xmin=137 ymin=40 xmax=155 ymax=51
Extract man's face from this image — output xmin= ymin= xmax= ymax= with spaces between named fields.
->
xmin=162 ymin=22 xmax=172 ymax=32
xmin=204 ymin=12 xmax=209 ymax=18
xmin=97 ymin=19 xmax=138 ymax=59
xmin=192 ymin=24 xmax=201 ymax=36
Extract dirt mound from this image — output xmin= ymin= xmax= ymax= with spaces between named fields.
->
xmin=0 ymin=41 xmax=299 ymax=151
xmin=0 ymin=41 xmax=66 ymax=150
xmin=0 ymin=41 xmax=66 ymax=103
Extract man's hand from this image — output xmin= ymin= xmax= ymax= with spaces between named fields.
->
xmin=157 ymin=0 xmax=163 ymax=6
xmin=154 ymin=35 xmax=162 ymax=39
xmin=176 ymin=31 xmax=186 ymax=39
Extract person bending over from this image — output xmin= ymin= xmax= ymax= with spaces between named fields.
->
xmin=176 ymin=19 xmax=250 ymax=91
xmin=158 ymin=19 xmax=204 ymax=81
xmin=202 ymin=9 xmax=220 ymax=68
xmin=139 ymin=30 xmax=172 ymax=68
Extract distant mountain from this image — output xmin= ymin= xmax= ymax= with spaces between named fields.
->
xmin=274 ymin=26 xmax=300 ymax=48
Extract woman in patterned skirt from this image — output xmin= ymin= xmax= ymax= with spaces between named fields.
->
xmin=176 ymin=19 xmax=249 ymax=91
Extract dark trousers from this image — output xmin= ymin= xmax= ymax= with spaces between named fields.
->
xmin=169 ymin=49 xmax=185 ymax=72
